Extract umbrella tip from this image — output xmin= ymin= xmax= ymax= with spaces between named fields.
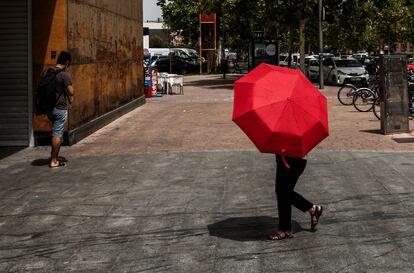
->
xmin=287 ymin=97 xmax=292 ymax=101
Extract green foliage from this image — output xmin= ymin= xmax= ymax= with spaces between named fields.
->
xmin=149 ymin=35 xmax=166 ymax=48
xmin=161 ymin=0 xmax=414 ymax=55
xmin=161 ymin=0 xmax=200 ymax=45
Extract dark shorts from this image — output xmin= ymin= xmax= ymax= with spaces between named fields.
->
xmin=47 ymin=108 xmax=68 ymax=137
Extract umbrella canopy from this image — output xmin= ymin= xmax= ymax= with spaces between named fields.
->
xmin=232 ymin=63 xmax=329 ymax=158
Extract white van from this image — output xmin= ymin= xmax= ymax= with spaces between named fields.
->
xmin=279 ymin=53 xmax=300 ymax=67
xmin=148 ymin=48 xmax=170 ymax=57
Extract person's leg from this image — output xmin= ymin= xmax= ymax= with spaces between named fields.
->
xmin=275 ymin=164 xmax=293 ymax=232
xmin=289 ymin=158 xmax=313 ymax=212
xmin=50 ymin=136 xmax=62 ymax=164
xmin=49 ymin=108 xmax=67 ymax=167
xmin=286 ymin=158 xmax=323 ymax=229
xmin=275 ymin=155 xmax=305 ymax=232
xmin=269 ymin=156 xmax=301 ymax=240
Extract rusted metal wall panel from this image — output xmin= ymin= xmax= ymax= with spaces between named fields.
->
xmin=67 ymin=0 xmax=143 ymax=129
xmin=32 ymin=0 xmax=68 ymax=132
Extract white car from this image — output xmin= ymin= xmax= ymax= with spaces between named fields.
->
xmin=323 ymin=57 xmax=369 ymax=86
xmin=305 ymin=56 xmax=320 ymax=81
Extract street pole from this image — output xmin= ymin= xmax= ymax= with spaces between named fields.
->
xmin=168 ymin=27 xmax=172 ymax=74
xmin=318 ymin=0 xmax=324 ymax=89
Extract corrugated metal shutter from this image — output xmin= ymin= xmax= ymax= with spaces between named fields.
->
xmin=0 ymin=0 xmax=30 ymax=146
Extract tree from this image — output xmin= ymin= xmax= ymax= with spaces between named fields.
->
xmin=161 ymin=0 xmax=200 ymax=46
xmin=150 ymin=35 xmax=166 ymax=48
xmin=161 ymin=0 xmax=414 ymax=70
xmin=365 ymin=0 xmax=411 ymax=52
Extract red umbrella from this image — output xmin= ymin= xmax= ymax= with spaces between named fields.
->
xmin=232 ymin=63 xmax=329 ymax=158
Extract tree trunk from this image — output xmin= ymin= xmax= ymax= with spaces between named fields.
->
xmin=288 ymin=30 xmax=293 ymax=68
xmin=299 ymin=17 xmax=308 ymax=73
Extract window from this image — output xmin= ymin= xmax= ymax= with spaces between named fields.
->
xmin=334 ymin=59 xmax=362 ymax=68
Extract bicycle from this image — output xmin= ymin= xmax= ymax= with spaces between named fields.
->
xmin=352 ymin=76 xmax=379 ymax=112
xmin=372 ymin=93 xmax=414 ymax=120
xmin=337 ymin=84 xmax=358 ymax=105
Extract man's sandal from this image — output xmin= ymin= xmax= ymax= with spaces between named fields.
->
xmin=310 ymin=205 xmax=323 ymax=230
xmin=267 ymin=231 xmax=293 ymax=240
xmin=49 ymin=160 xmax=66 ymax=168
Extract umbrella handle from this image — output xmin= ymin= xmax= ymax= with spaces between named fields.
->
xmin=281 ymin=150 xmax=291 ymax=169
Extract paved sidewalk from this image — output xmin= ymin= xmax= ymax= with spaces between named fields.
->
xmin=1 ymin=75 xmax=414 ymax=272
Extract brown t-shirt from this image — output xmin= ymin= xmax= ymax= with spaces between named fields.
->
xmin=53 ymin=68 xmax=73 ymax=110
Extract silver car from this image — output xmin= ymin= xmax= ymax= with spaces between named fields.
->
xmin=323 ymin=57 xmax=369 ymax=86
xmin=305 ymin=56 xmax=320 ymax=82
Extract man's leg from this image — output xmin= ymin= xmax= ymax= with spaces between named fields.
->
xmin=49 ymin=108 xmax=67 ymax=167
xmin=50 ymin=136 xmax=62 ymax=165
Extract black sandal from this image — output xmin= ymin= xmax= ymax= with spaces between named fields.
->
xmin=267 ymin=231 xmax=293 ymax=240
xmin=310 ymin=205 xmax=323 ymax=230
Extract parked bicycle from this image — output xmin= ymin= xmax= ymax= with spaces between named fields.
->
xmin=352 ymin=76 xmax=379 ymax=112
xmin=372 ymin=71 xmax=414 ymax=120
xmin=373 ymin=95 xmax=414 ymax=120
xmin=337 ymin=84 xmax=358 ymax=105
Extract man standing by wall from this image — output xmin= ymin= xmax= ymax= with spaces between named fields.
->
xmin=47 ymin=51 xmax=74 ymax=168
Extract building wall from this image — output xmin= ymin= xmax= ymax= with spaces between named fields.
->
xmin=395 ymin=42 xmax=414 ymax=55
xmin=32 ymin=0 xmax=68 ymax=132
xmin=67 ymin=0 xmax=143 ymax=129
xmin=32 ymin=0 xmax=143 ymax=137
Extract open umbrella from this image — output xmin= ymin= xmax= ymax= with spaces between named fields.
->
xmin=232 ymin=63 xmax=329 ymax=158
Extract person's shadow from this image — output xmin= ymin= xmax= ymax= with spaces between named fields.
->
xmin=31 ymin=156 xmax=68 ymax=166
xmin=207 ymin=216 xmax=304 ymax=241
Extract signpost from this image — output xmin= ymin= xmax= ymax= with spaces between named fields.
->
xmin=199 ymin=13 xmax=216 ymax=74
xmin=250 ymin=31 xmax=278 ymax=69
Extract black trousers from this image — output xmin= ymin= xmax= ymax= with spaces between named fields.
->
xmin=275 ymin=154 xmax=313 ymax=232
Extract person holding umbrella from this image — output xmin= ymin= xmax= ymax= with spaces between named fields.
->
xmin=232 ymin=63 xmax=329 ymax=240
xmin=268 ymin=154 xmax=323 ymax=240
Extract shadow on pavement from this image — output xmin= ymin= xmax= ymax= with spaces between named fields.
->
xmin=207 ymin=216 xmax=303 ymax=241
xmin=31 ymin=156 xmax=68 ymax=166
xmin=0 ymin=147 xmax=25 ymax=160
xmin=393 ymin=138 xmax=414 ymax=143
xmin=360 ymin=129 xmax=382 ymax=135
xmin=188 ymin=75 xmax=242 ymax=90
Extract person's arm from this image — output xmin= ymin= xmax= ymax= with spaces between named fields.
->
xmin=66 ymin=84 xmax=74 ymax=96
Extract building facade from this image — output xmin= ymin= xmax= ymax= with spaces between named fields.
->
xmin=0 ymin=0 xmax=144 ymax=146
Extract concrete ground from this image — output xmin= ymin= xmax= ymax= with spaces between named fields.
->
xmin=1 ymin=75 xmax=414 ymax=272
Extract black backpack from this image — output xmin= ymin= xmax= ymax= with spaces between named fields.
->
xmin=35 ymin=68 xmax=63 ymax=115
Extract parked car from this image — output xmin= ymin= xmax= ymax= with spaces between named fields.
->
xmin=323 ymin=57 xmax=369 ymax=86
xmin=352 ymin=52 xmax=369 ymax=65
xmin=305 ymin=56 xmax=320 ymax=82
xmin=279 ymin=53 xmax=300 ymax=67
xmin=176 ymin=48 xmax=206 ymax=64
xmin=153 ymin=53 xmax=199 ymax=75
xmin=408 ymin=57 xmax=414 ymax=72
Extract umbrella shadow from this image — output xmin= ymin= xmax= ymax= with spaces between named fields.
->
xmin=207 ymin=216 xmax=304 ymax=241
